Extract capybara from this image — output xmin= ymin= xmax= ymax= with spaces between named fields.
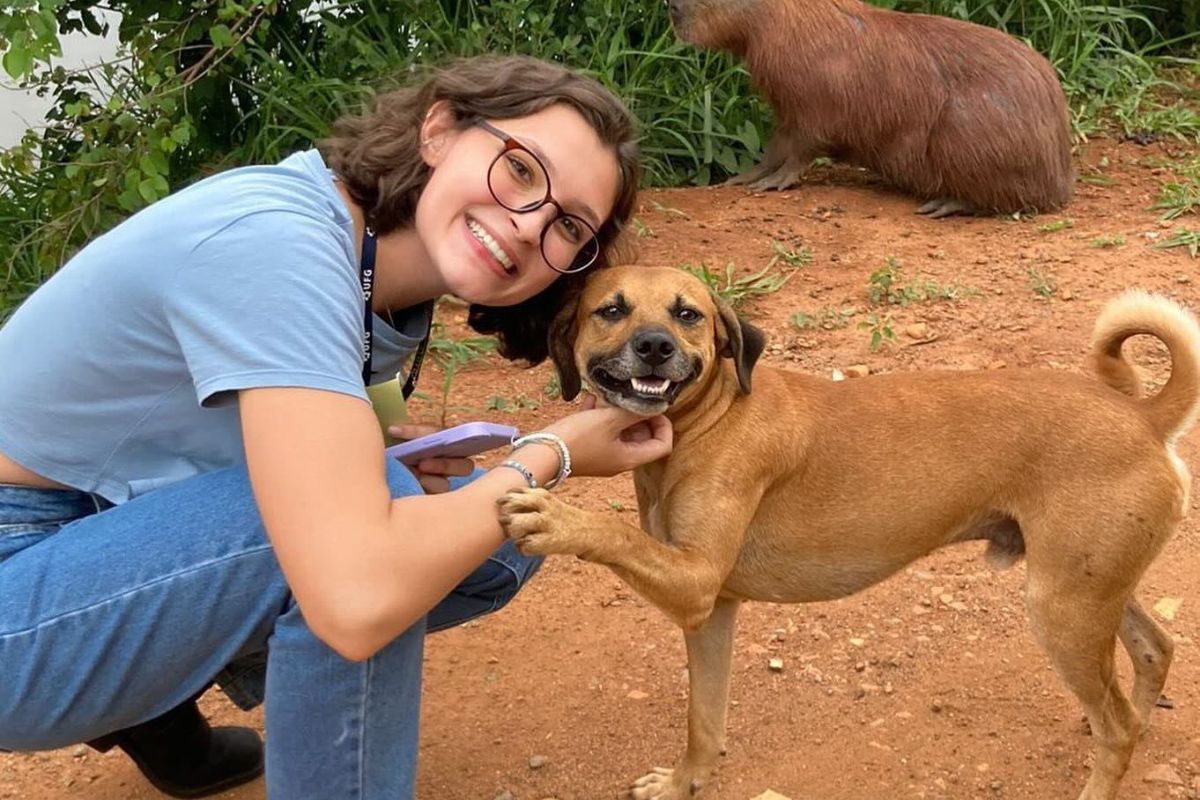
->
xmin=670 ymin=0 xmax=1075 ymax=217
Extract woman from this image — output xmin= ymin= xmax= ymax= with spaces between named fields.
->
xmin=0 ymin=54 xmax=670 ymax=798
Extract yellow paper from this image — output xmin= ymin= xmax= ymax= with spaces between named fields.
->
xmin=366 ymin=379 xmax=410 ymax=446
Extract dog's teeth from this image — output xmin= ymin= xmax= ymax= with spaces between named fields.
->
xmin=632 ymin=377 xmax=670 ymax=396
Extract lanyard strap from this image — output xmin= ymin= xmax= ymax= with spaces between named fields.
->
xmin=360 ymin=227 xmax=432 ymax=399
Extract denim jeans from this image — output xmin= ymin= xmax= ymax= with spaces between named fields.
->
xmin=0 ymin=459 xmax=541 ymax=798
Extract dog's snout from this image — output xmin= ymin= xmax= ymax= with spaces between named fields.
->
xmin=633 ymin=330 xmax=676 ymax=366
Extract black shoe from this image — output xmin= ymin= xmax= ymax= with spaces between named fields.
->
xmin=87 ymin=698 xmax=263 ymax=799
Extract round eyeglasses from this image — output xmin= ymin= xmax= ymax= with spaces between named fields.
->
xmin=475 ymin=119 xmax=602 ymax=274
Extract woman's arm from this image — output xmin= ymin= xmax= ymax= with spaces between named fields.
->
xmin=240 ymin=386 xmax=561 ymax=661
xmin=241 ymin=386 xmax=672 ymax=661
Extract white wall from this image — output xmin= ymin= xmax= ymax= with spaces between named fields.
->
xmin=0 ymin=12 xmax=120 ymax=148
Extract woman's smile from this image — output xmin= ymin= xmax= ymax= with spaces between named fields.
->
xmin=464 ymin=216 xmax=518 ymax=278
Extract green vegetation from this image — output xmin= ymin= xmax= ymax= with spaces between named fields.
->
xmin=1027 ymin=267 xmax=1058 ymax=298
xmin=867 ymin=257 xmax=973 ymax=306
xmin=1 ymin=0 xmax=1196 ymax=317
xmin=1154 ymin=229 xmax=1200 ymax=258
xmin=858 ymin=312 xmax=897 ymax=351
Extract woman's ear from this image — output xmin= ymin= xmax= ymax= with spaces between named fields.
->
xmin=419 ymin=100 xmax=458 ymax=167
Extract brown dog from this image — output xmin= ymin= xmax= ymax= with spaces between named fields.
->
xmin=669 ymin=0 xmax=1074 ymax=217
xmin=497 ymin=265 xmax=1198 ymax=800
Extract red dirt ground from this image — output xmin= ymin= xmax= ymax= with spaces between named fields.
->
xmin=3 ymin=136 xmax=1198 ymax=800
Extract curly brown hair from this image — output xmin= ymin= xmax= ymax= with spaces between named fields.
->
xmin=319 ymin=54 xmax=640 ymax=365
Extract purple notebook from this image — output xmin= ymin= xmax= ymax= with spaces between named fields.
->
xmin=385 ymin=422 xmax=518 ymax=463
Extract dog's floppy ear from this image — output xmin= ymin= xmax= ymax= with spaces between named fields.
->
xmin=547 ymin=295 xmax=583 ymax=401
xmin=714 ymin=294 xmax=767 ymax=394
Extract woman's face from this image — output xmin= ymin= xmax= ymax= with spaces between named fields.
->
xmin=414 ymin=103 xmax=622 ymax=307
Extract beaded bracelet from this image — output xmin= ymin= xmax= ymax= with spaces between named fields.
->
xmin=510 ymin=432 xmax=572 ymax=489
xmin=496 ymin=460 xmax=537 ymax=488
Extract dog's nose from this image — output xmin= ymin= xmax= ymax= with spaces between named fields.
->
xmin=633 ymin=331 xmax=676 ymax=366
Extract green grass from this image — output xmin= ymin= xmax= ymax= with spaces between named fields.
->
xmin=1153 ymin=229 xmax=1200 ymax=257
xmin=1027 ymin=267 xmax=1058 ymax=298
xmin=1038 ymin=218 xmax=1075 ymax=233
xmin=2 ymin=0 xmax=1198 ymax=320
xmin=1152 ymin=156 xmax=1200 ymax=220
xmin=1090 ymin=233 xmax=1126 ymax=248
xmin=867 ymin=257 xmax=973 ymax=306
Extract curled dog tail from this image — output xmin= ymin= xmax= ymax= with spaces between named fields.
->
xmin=1092 ymin=289 xmax=1200 ymax=443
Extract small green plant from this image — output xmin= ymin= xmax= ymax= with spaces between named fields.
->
xmin=771 ymin=239 xmax=814 ymax=268
xmin=682 ymin=257 xmax=795 ymax=306
xmin=809 ymin=156 xmax=834 ymax=168
xmin=858 ymin=313 xmax=896 ymax=352
xmin=1152 ymin=157 xmax=1200 ymax=221
xmin=607 ymin=499 xmax=626 ymax=512
xmin=867 ymin=257 xmax=970 ymax=306
xmin=1038 ymin=218 xmax=1075 ymax=233
xmin=1090 ymin=234 xmax=1126 ymax=248
xmin=632 ymin=216 xmax=656 ymax=238
xmin=543 ymin=374 xmax=562 ymax=400
xmin=1027 ymin=267 xmax=1057 ymax=299
xmin=428 ymin=332 xmax=498 ymax=427
xmin=792 ymin=307 xmax=856 ymax=330
xmin=1154 ymin=182 xmax=1200 ymax=220
xmin=1153 ymin=229 xmax=1200 ymax=258
xmin=648 ymin=200 xmax=688 ymax=219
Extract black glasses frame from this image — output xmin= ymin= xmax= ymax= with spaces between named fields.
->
xmin=475 ymin=118 xmax=601 ymax=275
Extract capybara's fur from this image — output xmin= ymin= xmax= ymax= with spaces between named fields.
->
xmin=670 ymin=0 xmax=1075 ymax=214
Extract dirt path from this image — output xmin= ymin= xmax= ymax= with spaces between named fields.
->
xmin=3 ymin=137 xmax=1198 ymax=800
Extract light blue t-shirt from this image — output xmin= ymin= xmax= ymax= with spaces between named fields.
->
xmin=0 ymin=149 xmax=429 ymax=503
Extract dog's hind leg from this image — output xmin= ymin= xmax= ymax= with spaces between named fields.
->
xmin=1118 ymin=598 xmax=1175 ymax=734
xmin=629 ymin=596 xmax=741 ymax=800
xmin=1024 ymin=581 xmax=1140 ymax=800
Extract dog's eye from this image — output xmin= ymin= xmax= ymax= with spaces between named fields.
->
xmin=675 ymin=307 xmax=702 ymax=323
xmin=596 ymin=304 xmax=625 ymax=321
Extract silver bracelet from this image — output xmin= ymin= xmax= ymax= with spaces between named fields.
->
xmin=511 ymin=432 xmax=572 ymax=489
xmin=496 ymin=460 xmax=537 ymax=488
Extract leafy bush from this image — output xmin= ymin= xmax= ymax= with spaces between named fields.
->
xmin=1 ymin=0 xmax=1195 ymax=315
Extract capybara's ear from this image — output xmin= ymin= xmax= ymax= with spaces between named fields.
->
xmin=548 ymin=297 xmax=582 ymax=401
xmin=714 ymin=293 xmax=767 ymax=394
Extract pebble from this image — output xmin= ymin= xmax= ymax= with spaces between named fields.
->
xmin=1143 ymin=764 xmax=1184 ymax=785
xmin=494 ymin=792 xmax=515 ymax=800
xmin=529 ymin=754 xmax=549 ymax=770
xmin=904 ymin=322 xmax=929 ymax=339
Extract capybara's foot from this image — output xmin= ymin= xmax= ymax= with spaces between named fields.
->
xmin=626 ymin=767 xmax=705 ymax=800
xmin=724 ymin=163 xmax=770 ymax=186
xmin=916 ymin=196 xmax=974 ymax=218
xmin=747 ymin=164 xmax=803 ymax=192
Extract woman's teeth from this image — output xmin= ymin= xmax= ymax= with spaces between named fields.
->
xmin=631 ymin=376 xmax=670 ymax=396
xmin=468 ymin=219 xmax=515 ymax=273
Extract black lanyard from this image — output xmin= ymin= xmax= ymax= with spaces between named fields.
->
xmin=360 ymin=227 xmax=431 ymax=398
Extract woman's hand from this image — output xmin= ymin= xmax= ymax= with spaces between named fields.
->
xmin=387 ymin=423 xmax=475 ymax=494
xmin=537 ymin=393 xmax=673 ymax=478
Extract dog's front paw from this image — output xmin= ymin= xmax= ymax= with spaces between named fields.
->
xmin=496 ymin=488 xmax=591 ymax=558
xmin=626 ymin=767 xmax=703 ymax=800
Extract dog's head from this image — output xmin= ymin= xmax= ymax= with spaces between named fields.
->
xmin=548 ymin=265 xmax=767 ymax=415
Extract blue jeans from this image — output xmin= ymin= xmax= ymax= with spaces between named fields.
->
xmin=0 ymin=460 xmax=541 ymax=798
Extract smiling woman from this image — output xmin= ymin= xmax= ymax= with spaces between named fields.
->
xmin=0 ymin=54 xmax=671 ymax=800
